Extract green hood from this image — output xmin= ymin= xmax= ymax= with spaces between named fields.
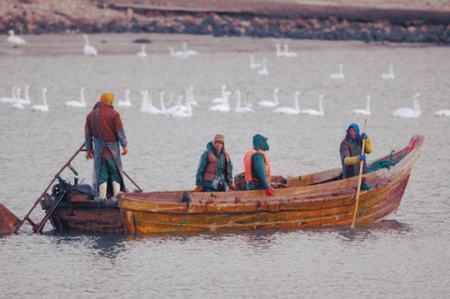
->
xmin=253 ymin=134 xmax=269 ymax=151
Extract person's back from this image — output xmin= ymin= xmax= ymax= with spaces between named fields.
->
xmin=244 ymin=134 xmax=273 ymax=196
xmin=84 ymin=92 xmax=128 ymax=200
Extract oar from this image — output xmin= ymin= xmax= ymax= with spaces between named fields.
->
xmin=351 ymin=119 xmax=368 ymax=229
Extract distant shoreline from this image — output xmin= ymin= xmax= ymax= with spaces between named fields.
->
xmin=1 ymin=0 xmax=450 ymax=44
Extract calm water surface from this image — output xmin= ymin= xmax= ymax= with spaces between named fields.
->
xmin=0 ymin=34 xmax=449 ymax=298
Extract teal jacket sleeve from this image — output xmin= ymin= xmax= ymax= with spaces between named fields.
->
xmin=227 ymin=158 xmax=233 ymax=186
xmin=195 ymin=152 xmax=208 ymax=186
xmin=252 ymin=153 xmax=270 ymax=189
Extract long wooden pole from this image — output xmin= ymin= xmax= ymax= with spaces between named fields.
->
xmin=351 ymin=119 xmax=368 ymax=228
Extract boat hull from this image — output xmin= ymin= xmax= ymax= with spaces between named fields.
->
xmin=44 ymin=135 xmax=423 ymax=235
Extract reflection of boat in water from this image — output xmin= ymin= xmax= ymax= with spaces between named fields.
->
xmin=39 ymin=135 xmax=423 ymax=235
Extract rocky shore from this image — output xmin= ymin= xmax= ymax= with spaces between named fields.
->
xmin=1 ymin=0 xmax=450 ymax=44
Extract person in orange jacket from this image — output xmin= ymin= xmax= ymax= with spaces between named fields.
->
xmin=244 ymin=134 xmax=274 ymax=197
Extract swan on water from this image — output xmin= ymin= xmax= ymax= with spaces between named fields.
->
xmin=283 ymin=44 xmax=298 ymax=58
xmin=434 ymin=109 xmax=450 ymax=117
xmin=0 ymin=86 xmax=18 ymax=104
xmin=12 ymin=88 xmax=25 ymax=109
xmin=167 ymin=96 xmax=194 ymax=117
xmin=211 ymin=85 xmax=229 ymax=104
xmin=258 ymin=59 xmax=269 ymax=75
xmin=169 ymin=47 xmax=185 ymax=58
xmin=352 ymin=95 xmax=371 ymax=116
xmin=117 ymin=89 xmax=132 ymax=107
xmin=329 ymin=64 xmax=345 ymax=80
xmin=169 ymin=43 xmax=198 ymax=58
xmin=83 ymin=34 xmax=98 ymax=56
xmin=182 ymin=42 xmax=198 ymax=57
xmin=186 ymin=85 xmax=197 ymax=106
xmin=258 ymin=89 xmax=279 ymax=107
xmin=381 ymin=62 xmax=395 ymax=80
xmin=31 ymin=88 xmax=49 ymax=112
xmin=140 ymin=90 xmax=160 ymax=114
xmin=137 ymin=45 xmax=148 ymax=57
xmin=209 ymin=92 xmax=230 ymax=112
xmin=249 ymin=55 xmax=261 ymax=69
xmin=7 ymin=30 xmax=26 ymax=47
xmin=275 ymin=43 xmax=284 ymax=57
xmin=158 ymin=92 xmax=174 ymax=116
xmin=300 ymin=94 xmax=325 ymax=116
xmin=12 ymin=85 xmax=31 ymax=106
xmin=235 ymin=90 xmax=255 ymax=113
xmin=392 ymin=93 xmax=421 ymax=118
xmin=274 ymin=91 xmax=301 ymax=114
xmin=65 ymin=87 xmax=87 ymax=108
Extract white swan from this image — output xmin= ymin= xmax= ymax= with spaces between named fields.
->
xmin=249 ymin=55 xmax=261 ymax=69
xmin=275 ymin=43 xmax=284 ymax=57
xmin=137 ymin=45 xmax=148 ymax=57
xmin=283 ymin=44 xmax=298 ymax=58
xmin=117 ymin=89 xmax=132 ymax=107
xmin=182 ymin=42 xmax=198 ymax=57
xmin=158 ymin=92 xmax=174 ymax=116
xmin=83 ymin=34 xmax=97 ymax=56
xmin=434 ymin=109 xmax=450 ymax=117
xmin=300 ymin=94 xmax=325 ymax=116
xmin=12 ymin=88 xmax=25 ymax=109
xmin=381 ymin=62 xmax=395 ymax=80
xmin=140 ymin=90 xmax=160 ymax=114
xmin=258 ymin=59 xmax=269 ymax=76
xmin=235 ymin=90 xmax=255 ymax=113
xmin=31 ymin=88 xmax=49 ymax=112
xmin=0 ymin=86 xmax=18 ymax=104
xmin=169 ymin=47 xmax=185 ymax=58
xmin=7 ymin=30 xmax=26 ymax=47
xmin=209 ymin=93 xmax=230 ymax=112
xmin=65 ymin=87 xmax=87 ymax=108
xmin=329 ymin=64 xmax=345 ymax=80
xmin=258 ymin=89 xmax=279 ymax=107
xmin=352 ymin=95 xmax=371 ymax=116
xmin=13 ymin=85 xmax=31 ymax=106
xmin=211 ymin=85 xmax=229 ymax=104
xmin=186 ymin=85 xmax=197 ymax=106
xmin=274 ymin=91 xmax=301 ymax=114
xmin=393 ymin=93 xmax=421 ymax=118
xmin=167 ymin=97 xmax=193 ymax=118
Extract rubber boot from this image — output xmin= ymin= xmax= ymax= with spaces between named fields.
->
xmin=98 ymin=182 xmax=107 ymax=200
xmin=112 ymin=181 xmax=121 ymax=196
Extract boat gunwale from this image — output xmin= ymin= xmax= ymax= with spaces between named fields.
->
xmin=120 ymin=135 xmax=424 ymax=211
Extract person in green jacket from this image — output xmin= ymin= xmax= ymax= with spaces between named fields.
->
xmin=195 ymin=134 xmax=234 ymax=192
xmin=244 ymin=134 xmax=274 ymax=196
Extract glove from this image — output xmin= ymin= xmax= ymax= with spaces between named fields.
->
xmin=194 ymin=186 xmax=202 ymax=192
xmin=265 ymin=188 xmax=274 ymax=197
xmin=122 ymin=145 xmax=128 ymax=156
xmin=86 ymin=148 xmax=93 ymax=160
xmin=361 ymin=133 xmax=368 ymax=139
xmin=229 ymin=185 xmax=235 ymax=191
xmin=359 ymin=155 xmax=366 ymax=162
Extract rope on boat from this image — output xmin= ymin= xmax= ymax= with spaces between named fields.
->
xmin=174 ymin=192 xmax=192 ymax=235
xmin=368 ymin=150 xmax=397 ymax=173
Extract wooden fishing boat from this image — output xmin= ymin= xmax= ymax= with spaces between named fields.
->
xmin=40 ymin=135 xmax=423 ymax=235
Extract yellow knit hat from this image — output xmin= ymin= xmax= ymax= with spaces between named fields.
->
xmin=99 ymin=92 xmax=115 ymax=105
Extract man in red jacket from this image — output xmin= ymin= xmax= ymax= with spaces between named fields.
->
xmin=84 ymin=92 xmax=128 ymax=200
